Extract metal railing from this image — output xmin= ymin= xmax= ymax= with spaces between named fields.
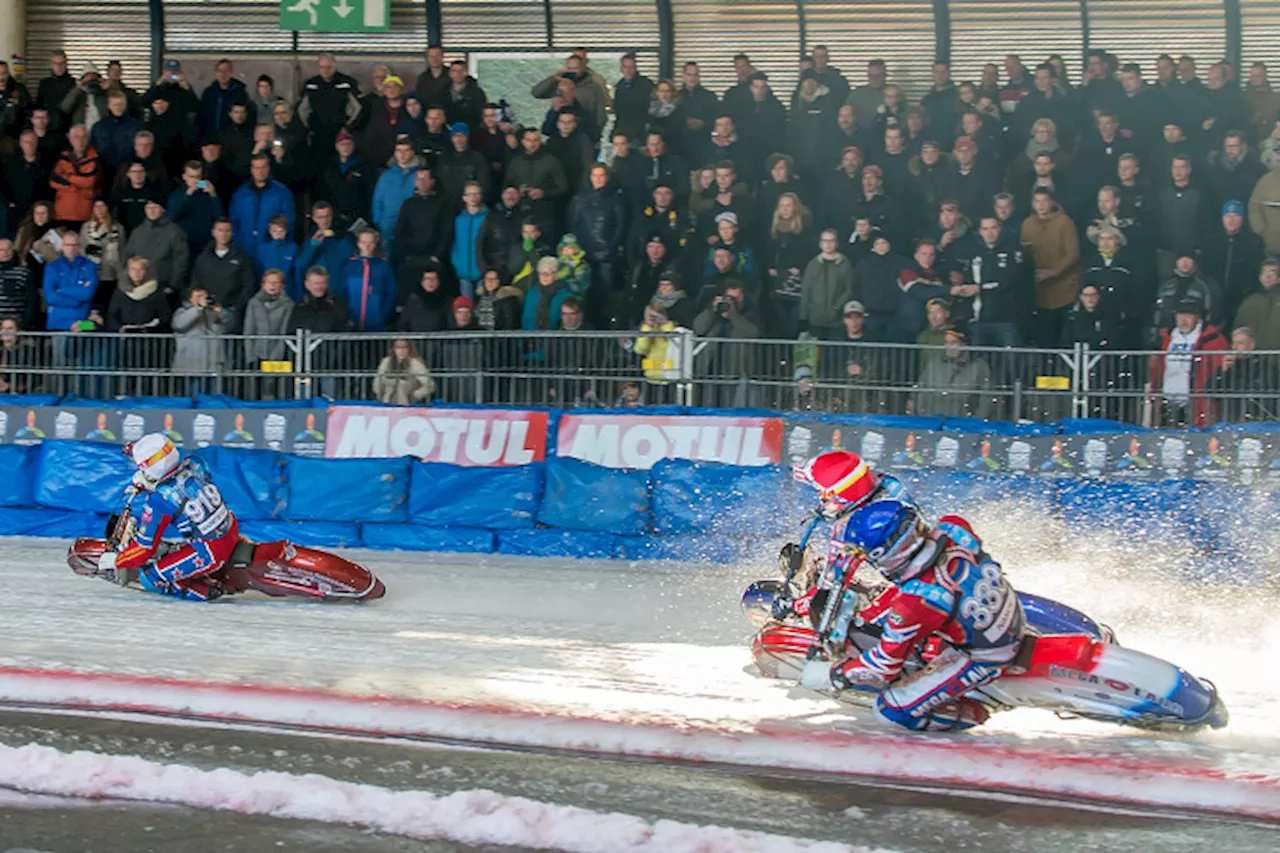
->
xmin=2 ymin=329 xmax=1277 ymax=428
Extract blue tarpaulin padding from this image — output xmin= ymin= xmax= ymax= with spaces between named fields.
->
xmin=1208 ymin=420 xmax=1280 ymax=433
xmin=2 ymin=394 xmax=60 ymax=407
xmin=191 ymin=447 xmax=288 ymax=520
xmin=939 ymin=418 xmax=1054 ymax=436
xmin=497 ymin=528 xmax=621 ymax=559
xmin=537 ymin=457 xmax=650 ymax=534
xmin=34 ymin=441 xmax=134 ymax=513
xmin=912 ymin=471 xmax=1059 ymax=512
xmin=194 ymin=394 xmax=317 ymax=409
xmin=0 ymin=445 xmax=36 ymax=507
xmin=409 ymin=462 xmax=542 ymax=528
xmin=650 ymin=460 xmax=791 ymax=537
xmin=1055 ymin=418 xmax=1153 ymax=434
xmin=786 ymin=413 xmax=944 ymax=431
xmin=0 ymin=507 xmax=108 ymax=538
xmin=237 ymin=520 xmax=361 ymax=548
xmin=360 ymin=523 xmax=496 ymax=553
xmin=283 ymin=456 xmax=410 ymax=523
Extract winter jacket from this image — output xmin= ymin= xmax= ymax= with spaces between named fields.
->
xmin=242 ymin=289 xmax=296 ymax=364
xmin=395 ymin=193 xmax=455 ymax=262
xmin=915 ymin=352 xmax=994 ymax=419
xmin=894 ymin=262 xmax=950 ymax=341
xmin=1148 ymin=322 xmax=1228 ymax=426
xmin=58 ymin=86 xmax=110 ymax=131
xmin=297 ymin=72 xmax=361 ymax=140
xmin=505 ymin=149 xmax=569 ymax=213
xmin=79 ymin=220 xmax=126 ymax=285
xmin=397 ymin=288 xmax=450 ymax=333
xmin=1152 ymin=271 xmax=1223 ymax=341
xmin=1082 ymin=250 xmax=1142 ymax=329
xmin=851 ymin=251 xmax=907 ymax=318
xmin=50 ymin=147 xmax=102 ymax=222
xmin=371 ymin=164 xmax=419 ymax=254
xmin=443 ymin=78 xmax=489 ymax=129
xmin=1200 ymin=227 xmax=1266 ymax=322
xmin=798 ymin=253 xmax=854 ymax=332
xmin=478 ymin=201 xmax=526 ymax=275
xmin=374 ymin=355 xmax=435 ymax=405
xmin=1154 ymin=181 xmax=1209 ymax=256
xmin=1248 ymin=170 xmax=1280 ymax=255
xmin=338 ymin=256 xmax=396 ymax=332
xmin=1060 ymin=302 xmax=1119 ymax=349
xmin=316 ymin=156 xmax=375 ymax=234
xmin=521 ymin=282 xmax=570 ymax=332
xmin=474 ymin=285 xmax=524 ymax=331
xmin=1233 ymin=286 xmax=1280 ymax=350
xmin=123 ymin=216 xmax=190 ymax=296
xmin=958 ymin=237 xmax=1027 ymax=326
xmin=294 ymin=233 xmax=355 ymax=303
xmin=436 ymin=148 xmax=491 ymax=202
xmin=197 ymin=78 xmax=250 ymax=137
xmin=190 ymin=243 xmax=256 ymax=321
xmin=106 ymin=277 xmax=170 ymax=332
xmin=1020 ymin=210 xmax=1081 ymax=310
xmin=531 ymin=72 xmax=607 ymax=140
xmin=253 ymin=239 xmax=300 ymax=284
xmin=43 ymin=256 xmax=98 ymax=332
xmin=166 ymin=186 xmax=225 ymax=255
xmin=568 ymin=184 xmax=626 ymax=262
xmin=450 ymin=208 xmax=487 ymax=283
xmin=171 ymin=302 xmax=229 ymax=373
xmin=286 ymin=288 xmax=353 ymax=335
xmin=0 ymin=260 xmax=35 ymax=328
xmin=90 ymin=113 xmax=142 ymax=168
xmin=4 ymin=155 xmax=48 ymax=227
xmin=228 ymin=180 xmax=296 ymax=257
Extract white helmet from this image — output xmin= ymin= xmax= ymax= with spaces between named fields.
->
xmin=127 ymin=433 xmax=180 ymax=490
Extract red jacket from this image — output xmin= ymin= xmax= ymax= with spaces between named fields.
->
xmin=1148 ymin=322 xmax=1228 ymax=426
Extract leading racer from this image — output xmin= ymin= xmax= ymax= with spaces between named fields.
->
xmin=96 ymin=433 xmax=239 ymax=601
xmin=792 ymin=450 xmax=1025 ymax=730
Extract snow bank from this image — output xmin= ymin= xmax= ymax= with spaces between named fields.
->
xmin=1 ymin=668 xmax=1276 ymax=821
xmin=0 ymin=743 xmax=869 ymax=853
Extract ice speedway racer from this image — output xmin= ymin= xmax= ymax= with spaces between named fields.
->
xmin=67 ymin=434 xmax=385 ymax=602
xmin=744 ymin=451 xmax=1228 ymax=733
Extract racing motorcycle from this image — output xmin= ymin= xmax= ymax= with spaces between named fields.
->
xmin=743 ymin=514 xmax=1228 ymax=732
xmin=67 ymin=493 xmax=386 ymax=602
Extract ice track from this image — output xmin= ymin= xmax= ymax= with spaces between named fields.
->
xmin=0 ymin=532 xmax=1278 ymax=826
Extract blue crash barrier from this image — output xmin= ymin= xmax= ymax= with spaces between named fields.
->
xmin=192 ymin=447 xmax=288 ymax=521
xmin=537 ymin=456 xmax=650 ymax=535
xmin=283 ymin=456 xmax=411 ymax=524
xmin=409 ymin=462 xmax=542 ymax=529
xmin=3 ymin=435 xmax=1278 ymax=577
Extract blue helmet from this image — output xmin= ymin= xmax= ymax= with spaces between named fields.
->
xmin=844 ymin=500 xmax=934 ymax=582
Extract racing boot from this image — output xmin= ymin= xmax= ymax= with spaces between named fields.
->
xmin=101 ymin=566 xmax=138 ymax=587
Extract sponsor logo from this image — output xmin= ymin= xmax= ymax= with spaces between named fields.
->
xmin=1047 ymin=665 xmax=1184 ymax=715
xmin=557 ymin=414 xmax=783 ymax=469
xmin=327 ymin=407 xmax=548 ymax=466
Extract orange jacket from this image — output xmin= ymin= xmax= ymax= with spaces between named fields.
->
xmin=51 ymin=146 xmax=101 ymax=222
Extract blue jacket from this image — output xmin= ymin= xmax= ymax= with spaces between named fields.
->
xmin=450 ymin=208 xmax=487 ymax=284
xmin=43 ymin=256 xmax=98 ymax=332
xmin=167 ymin=187 xmax=225 ymax=254
xmin=228 ymin=180 xmax=295 ymax=257
xmin=294 ymin=233 xmax=355 ymax=301
xmin=253 ymin=238 xmax=300 ymax=283
xmin=521 ymin=283 xmax=570 ymax=363
xmin=371 ymin=165 xmax=417 ymax=252
xmin=90 ymin=113 xmax=142 ymax=167
xmin=338 ymin=256 xmax=396 ymax=332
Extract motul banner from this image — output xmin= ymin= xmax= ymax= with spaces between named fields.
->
xmin=326 ymin=407 xmax=548 ymax=466
xmin=557 ymin=414 xmax=784 ymax=469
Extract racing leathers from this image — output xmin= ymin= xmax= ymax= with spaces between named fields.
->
xmin=112 ymin=457 xmax=239 ymax=601
xmin=833 ymin=521 xmax=1026 ymax=731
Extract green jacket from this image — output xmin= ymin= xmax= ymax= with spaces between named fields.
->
xmin=799 ymin=253 xmax=854 ymax=329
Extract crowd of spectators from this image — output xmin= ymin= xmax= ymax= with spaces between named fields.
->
xmin=1 ymin=44 xmax=1280 ymax=422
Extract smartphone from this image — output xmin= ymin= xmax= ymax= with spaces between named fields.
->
xmin=272 ymin=139 xmax=283 ymax=148
xmin=196 ymin=180 xmax=208 ymax=190
xmin=168 ymin=73 xmax=177 ymax=81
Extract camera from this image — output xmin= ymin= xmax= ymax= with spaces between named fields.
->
xmin=714 ymin=296 xmax=730 ymax=316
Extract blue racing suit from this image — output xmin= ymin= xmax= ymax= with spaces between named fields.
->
xmin=115 ymin=458 xmax=239 ymax=601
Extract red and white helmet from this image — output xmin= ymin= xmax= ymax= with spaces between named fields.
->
xmin=126 ymin=433 xmax=180 ymax=491
xmin=793 ymin=450 xmax=880 ymax=520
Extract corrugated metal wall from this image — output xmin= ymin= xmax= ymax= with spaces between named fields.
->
xmin=672 ymin=0 xmax=800 ymax=95
xmin=949 ymin=0 xmax=1082 ymax=85
xmin=25 ymin=0 xmax=152 ymax=90
xmin=1089 ymin=0 xmax=1226 ymax=77
xmin=24 ymin=1 xmax=1266 ymax=101
xmin=803 ymin=0 xmax=935 ymax=97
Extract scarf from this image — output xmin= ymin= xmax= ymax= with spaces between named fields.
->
xmin=1163 ymin=322 xmax=1202 ymax=404
xmin=648 ymin=100 xmax=677 ymax=119
xmin=1025 ymin=136 xmax=1060 ymax=160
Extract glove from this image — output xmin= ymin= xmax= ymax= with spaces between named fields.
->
xmin=831 ymin=658 xmax=888 ymax=695
xmin=97 ymin=551 xmax=117 ymax=571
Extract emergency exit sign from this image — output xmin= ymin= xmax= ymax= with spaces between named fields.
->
xmin=279 ymin=0 xmax=389 ymax=32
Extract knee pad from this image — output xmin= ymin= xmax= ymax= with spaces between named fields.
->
xmin=876 ymin=695 xmax=989 ymax=731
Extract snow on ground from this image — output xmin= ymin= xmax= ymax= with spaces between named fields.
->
xmin=0 ymin=742 xmax=869 ymax=853
xmin=0 ymin=529 xmax=1277 ymax=816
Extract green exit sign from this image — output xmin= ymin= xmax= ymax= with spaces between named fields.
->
xmin=280 ymin=0 xmax=390 ymax=32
